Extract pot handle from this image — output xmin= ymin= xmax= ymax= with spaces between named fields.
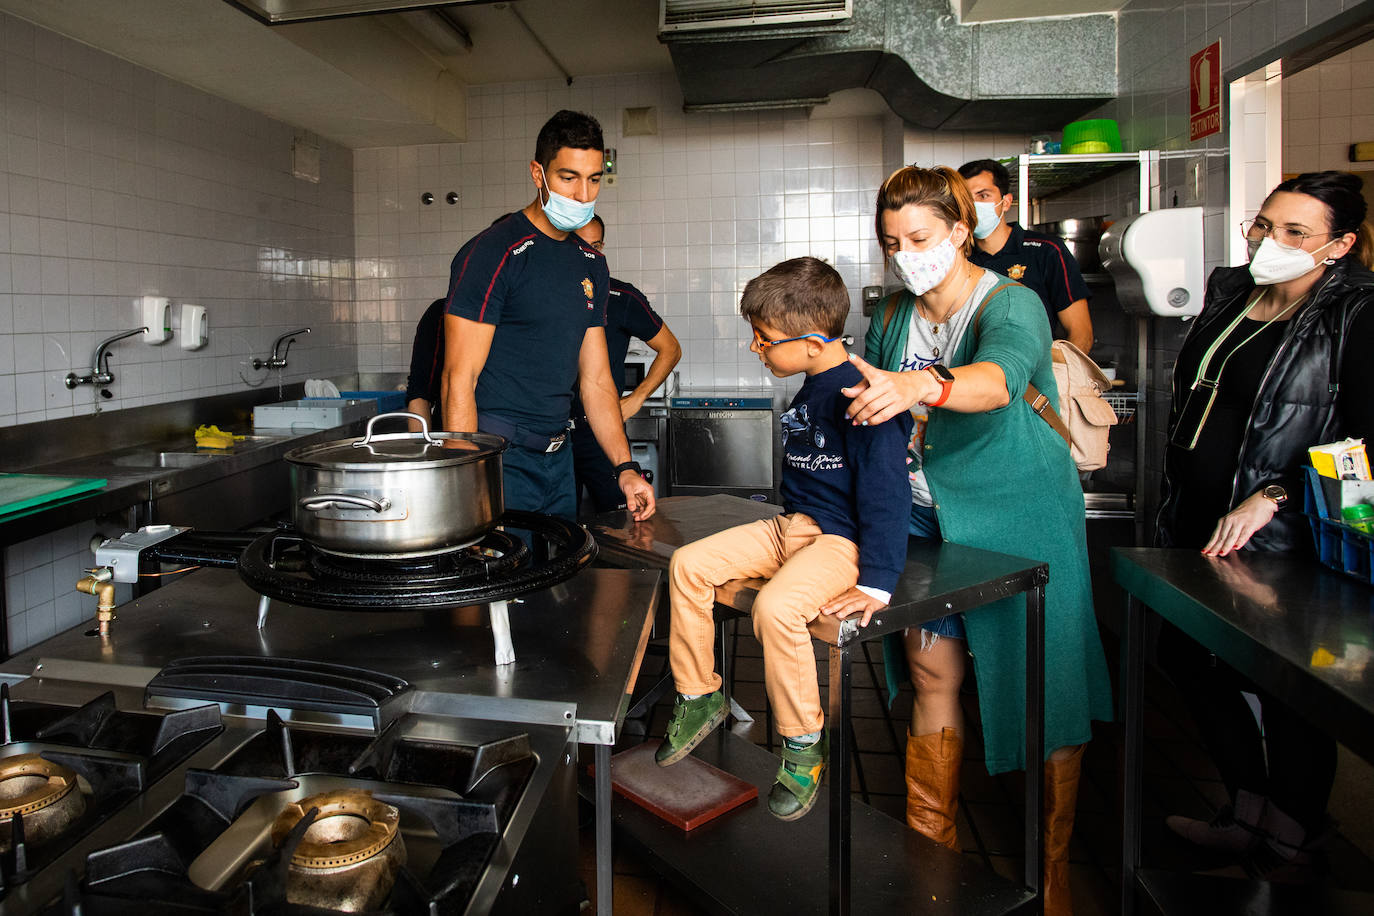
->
xmin=299 ymin=493 xmax=393 ymax=513
xmin=355 ymin=411 xmax=442 ymax=447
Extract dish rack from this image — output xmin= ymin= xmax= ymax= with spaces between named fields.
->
xmin=1303 ymin=466 xmax=1374 ymax=586
xmin=1104 ymin=391 xmax=1136 ymax=423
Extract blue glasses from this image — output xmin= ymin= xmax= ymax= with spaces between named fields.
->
xmin=752 ymin=328 xmax=852 ymax=349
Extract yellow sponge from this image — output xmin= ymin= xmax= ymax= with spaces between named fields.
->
xmin=195 ymin=424 xmax=245 ymax=450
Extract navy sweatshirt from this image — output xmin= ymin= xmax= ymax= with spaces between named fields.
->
xmin=778 ymin=361 xmax=913 ymax=595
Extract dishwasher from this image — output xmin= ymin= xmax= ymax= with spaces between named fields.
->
xmin=667 ymin=387 xmax=781 ymax=503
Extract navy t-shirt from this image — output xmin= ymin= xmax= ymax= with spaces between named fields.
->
xmin=969 ymin=223 xmax=1091 ymax=335
xmin=405 ymin=298 xmax=446 ymax=408
xmin=778 ymin=361 xmax=914 ymax=594
xmin=604 ymin=279 xmax=664 ymax=394
xmin=444 ymin=211 xmax=609 ymax=435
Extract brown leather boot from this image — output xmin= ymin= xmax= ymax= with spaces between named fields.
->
xmin=1042 ymin=744 xmax=1085 ymax=916
xmin=904 ymin=728 xmax=962 ymax=850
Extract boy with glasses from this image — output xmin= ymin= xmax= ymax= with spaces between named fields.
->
xmin=655 ymin=257 xmax=912 ymax=821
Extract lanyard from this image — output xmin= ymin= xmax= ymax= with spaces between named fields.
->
xmin=1189 ymin=289 xmax=1306 ymax=392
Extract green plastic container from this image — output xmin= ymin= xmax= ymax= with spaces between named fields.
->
xmin=1344 ymin=503 xmax=1374 ymax=534
xmin=1062 ymin=119 xmax=1122 ymax=154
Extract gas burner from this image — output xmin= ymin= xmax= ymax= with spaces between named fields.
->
xmin=0 ymin=755 xmax=86 ymax=851
xmin=235 ymin=510 xmax=597 ymax=610
xmin=271 ymin=789 xmax=406 ymax=912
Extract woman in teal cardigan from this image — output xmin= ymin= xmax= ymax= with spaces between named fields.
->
xmin=828 ymin=166 xmax=1112 ymax=916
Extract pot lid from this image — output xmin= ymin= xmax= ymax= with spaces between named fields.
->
xmin=286 ymin=412 xmax=506 ymax=470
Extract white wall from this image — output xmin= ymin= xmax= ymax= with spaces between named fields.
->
xmin=352 ymin=75 xmax=1027 ymax=391
xmin=1283 ymin=37 xmax=1374 ymax=174
xmin=0 ymin=11 xmax=357 ymax=429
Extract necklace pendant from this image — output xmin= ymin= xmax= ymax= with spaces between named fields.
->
xmin=932 ymin=345 xmax=941 ymax=358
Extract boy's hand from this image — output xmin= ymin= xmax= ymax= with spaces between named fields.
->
xmin=819 ymin=588 xmax=887 ymax=628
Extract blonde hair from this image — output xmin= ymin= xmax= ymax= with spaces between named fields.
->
xmin=874 ymin=165 xmax=977 ymax=258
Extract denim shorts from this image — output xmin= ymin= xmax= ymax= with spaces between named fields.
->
xmin=909 ymin=502 xmax=966 ymax=639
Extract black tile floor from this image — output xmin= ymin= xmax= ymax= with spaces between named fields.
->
xmin=579 ymin=620 xmax=1374 ymax=915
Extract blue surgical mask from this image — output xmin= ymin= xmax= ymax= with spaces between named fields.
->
xmin=537 ymin=164 xmax=596 ymax=232
xmin=972 ymin=200 xmax=1003 ymax=239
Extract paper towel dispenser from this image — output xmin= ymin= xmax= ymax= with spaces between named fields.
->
xmin=1099 ymin=207 xmax=1204 ymax=316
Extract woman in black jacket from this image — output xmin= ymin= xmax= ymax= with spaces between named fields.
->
xmin=1158 ymin=171 xmax=1374 ymax=879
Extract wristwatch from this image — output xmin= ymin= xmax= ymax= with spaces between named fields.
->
xmin=1260 ymin=485 xmax=1288 ymax=508
xmin=923 ymin=365 xmax=955 ymax=408
xmin=614 ymin=460 xmax=643 ymax=479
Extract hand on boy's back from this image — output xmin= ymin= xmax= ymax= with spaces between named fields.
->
xmin=819 ymin=588 xmax=888 ymax=628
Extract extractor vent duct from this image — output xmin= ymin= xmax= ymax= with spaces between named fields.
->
xmin=660 ymin=0 xmax=851 ymax=33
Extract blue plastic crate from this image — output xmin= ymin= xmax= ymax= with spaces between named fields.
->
xmin=1303 ymin=466 xmax=1374 ymax=586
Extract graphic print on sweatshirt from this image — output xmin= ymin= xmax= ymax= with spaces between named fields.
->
xmin=781 ymin=404 xmax=844 ymax=473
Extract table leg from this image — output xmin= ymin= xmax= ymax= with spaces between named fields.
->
xmin=1024 ymin=583 xmax=1045 ymax=894
xmin=827 ymin=645 xmax=851 ymax=916
xmin=596 ymin=742 xmax=613 ymax=916
xmin=1120 ymin=594 xmax=1146 ymax=916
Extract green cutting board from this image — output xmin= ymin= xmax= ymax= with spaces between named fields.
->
xmin=0 ymin=473 xmax=108 ymax=518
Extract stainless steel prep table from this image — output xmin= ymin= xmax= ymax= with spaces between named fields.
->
xmin=0 ymin=564 xmax=660 ymax=916
xmin=1113 ymin=547 xmax=1374 ymax=915
xmin=592 ymin=494 xmax=1049 ymax=916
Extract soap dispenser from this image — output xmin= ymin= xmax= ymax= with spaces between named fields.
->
xmin=181 ymin=304 xmax=208 ymax=350
xmin=141 ymin=296 xmax=171 ymax=344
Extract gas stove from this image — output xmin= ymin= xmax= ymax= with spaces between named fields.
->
xmin=0 ymin=559 xmax=660 ymax=914
xmin=0 ymin=674 xmax=575 ymax=914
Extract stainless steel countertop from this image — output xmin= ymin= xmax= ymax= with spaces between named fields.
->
xmin=0 ymin=564 xmax=661 ymax=746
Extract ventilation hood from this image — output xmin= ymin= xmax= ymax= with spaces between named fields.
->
xmin=662 ymin=0 xmax=1118 ymax=131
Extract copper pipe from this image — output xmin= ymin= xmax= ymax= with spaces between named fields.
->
xmin=76 ymin=570 xmax=116 ymax=638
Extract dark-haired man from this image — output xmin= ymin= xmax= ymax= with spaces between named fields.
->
xmin=441 ymin=110 xmax=654 ymax=521
xmin=570 ymin=215 xmax=681 ymax=513
xmin=957 ymin=158 xmax=1094 ymax=354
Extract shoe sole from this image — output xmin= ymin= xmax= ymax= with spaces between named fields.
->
xmin=655 ymin=698 xmax=728 ymax=766
xmin=770 ymin=765 xmax=825 ymax=822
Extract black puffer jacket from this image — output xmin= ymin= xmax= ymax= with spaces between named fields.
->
xmin=1158 ymin=257 xmax=1374 ymax=552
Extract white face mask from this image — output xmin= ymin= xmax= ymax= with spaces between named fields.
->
xmin=972 ymin=200 xmax=1003 ymax=239
xmin=1247 ymin=235 xmax=1337 ymax=286
xmin=892 ymin=237 xmax=958 ymax=296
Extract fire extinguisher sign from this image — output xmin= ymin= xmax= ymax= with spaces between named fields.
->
xmin=1190 ymin=40 xmax=1222 ymax=141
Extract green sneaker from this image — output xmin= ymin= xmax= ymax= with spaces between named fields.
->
xmin=654 ymin=691 xmax=727 ymax=766
xmin=767 ymin=731 xmax=827 ymax=821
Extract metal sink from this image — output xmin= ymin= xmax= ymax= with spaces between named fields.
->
xmin=110 ymin=451 xmax=226 ymax=469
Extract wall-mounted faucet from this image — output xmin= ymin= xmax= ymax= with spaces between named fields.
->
xmin=65 ymin=327 xmax=147 ymax=390
xmin=251 ymin=327 xmax=311 ymax=370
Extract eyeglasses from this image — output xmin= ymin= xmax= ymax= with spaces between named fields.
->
xmin=751 ymin=328 xmax=851 ymax=349
xmin=1240 ymin=218 xmax=1338 ymax=248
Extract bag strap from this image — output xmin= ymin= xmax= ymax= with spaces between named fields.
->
xmin=972 ymin=280 xmax=1072 ymax=448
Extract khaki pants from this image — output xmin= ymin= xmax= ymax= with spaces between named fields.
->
xmin=667 ymin=513 xmax=859 ymax=737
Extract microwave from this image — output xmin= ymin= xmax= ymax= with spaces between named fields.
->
xmin=622 ymin=358 xmax=647 ymax=394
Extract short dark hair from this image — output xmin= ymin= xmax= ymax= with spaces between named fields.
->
xmin=588 ymin=214 xmax=605 ymax=239
xmin=534 ymin=110 xmax=603 ymax=170
xmin=740 ymin=257 xmax=849 ymax=338
xmin=957 ymin=158 xmax=1011 ymax=197
xmin=1270 ymin=170 xmax=1371 ymax=269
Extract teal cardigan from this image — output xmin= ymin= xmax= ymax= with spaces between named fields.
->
xmin=871 ymin=281 xmax=1113 ymax=774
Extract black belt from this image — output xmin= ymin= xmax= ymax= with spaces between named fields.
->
xmin=478 ymin=414 xmax=569 ymax=453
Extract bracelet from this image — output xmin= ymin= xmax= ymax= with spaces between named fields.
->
xmin=613 ymin=461 xmax=642 ymax=479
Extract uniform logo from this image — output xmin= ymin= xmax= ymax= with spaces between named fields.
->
xmin=1007 ymin=264 xmax=1027 ymax=280
xmin=581 ymin=277 xmax=593 ymax=299
xmin=512 ymin=240 xmax=534 ymax=256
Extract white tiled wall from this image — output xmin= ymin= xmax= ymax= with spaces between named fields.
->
xmin=352 ymin=74 xmax=1027 ymax=390
xmin=0 ymin=11 xmax=357 ymax=429
xmin=0 ymin=10 xmax=359 ymax=654
xmin=1283 ymin=37 xmax=1374 ymax=174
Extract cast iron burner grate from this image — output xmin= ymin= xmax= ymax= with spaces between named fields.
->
xmin=70 ymin=710 xmax=537 ymax=915
xmin=0 ymin=685 xmax=222 ymax=897
xmin=233 ymin=510 xmax=597 ymax=611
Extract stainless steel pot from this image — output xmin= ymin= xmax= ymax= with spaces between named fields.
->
xmin=286 ymin=412 xmax=506 ymax=557
xmin=1031 ymin=216 xmax=1106 ymax=274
